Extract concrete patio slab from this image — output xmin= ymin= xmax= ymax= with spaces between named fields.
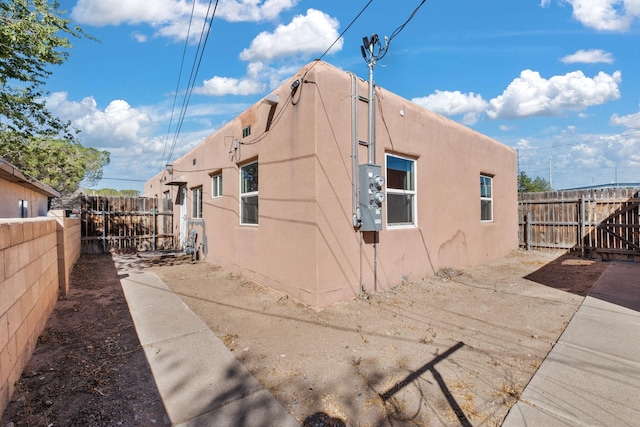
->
xmin=502 ymin=262 xmax=640 ymax=427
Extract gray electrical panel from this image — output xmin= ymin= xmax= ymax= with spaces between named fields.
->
xmin=358 ymin=164 xmax=385 ymax=231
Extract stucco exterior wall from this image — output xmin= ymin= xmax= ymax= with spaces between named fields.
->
xmin=0 ymin=216 xmax=81 ymax=416
xmin=0 ymin=180 xmax=51 ymax=218
xmin=145 ymin=61 xmax=518 ymax=306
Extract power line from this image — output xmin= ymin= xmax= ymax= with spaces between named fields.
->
xmin=318 ymin=0 xmax=375 ymax=62
xmin=360 ymin=0 xmax=428 ymax=63
xmin=388 ymin=0 xmax=427 ymax=44
xmin=236 ymin=0 xmax=379 ymax=142
xmin=91 ymin=177 xmax=148 ymax=183
xmin=166 ymin=0 xmax=219 ymax=165
xmin=516 ymin=142 xmax=586 ymax=152
xmin=161 ymin=0 xmax=199 ymax=167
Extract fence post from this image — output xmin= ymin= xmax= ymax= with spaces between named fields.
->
xmin=101 ymin=203 xmax=107 ymax=254
xmin=580 ymin=197 xmax=585 ymax=258
xmin=525 ymin=212 xmax=531 ymax=251
xmin=152 ymin=207 xmax=157 ymax=251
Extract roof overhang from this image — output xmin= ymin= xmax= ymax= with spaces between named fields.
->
xmin=0 ymin=159 xmax=61 ymax=198
xmin=165 ymin=175 xmax=188 ymax=186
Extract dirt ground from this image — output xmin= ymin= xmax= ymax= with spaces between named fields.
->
xmin=2 ymin=250 xmax=607 ymax=427
xmin=153 ymin=250 xmax=606 ymax=426
xmin=1 ymin=255 xmax=170 ymax=426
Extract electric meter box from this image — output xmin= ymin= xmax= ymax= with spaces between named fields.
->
xmin=358 ymin=163 xmax=385 ymax=231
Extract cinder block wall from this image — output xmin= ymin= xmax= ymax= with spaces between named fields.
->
xmin=0 ymin=216 xmax=80 ymax=416
xmin=49 ymin=211 xmax=81 ymax=296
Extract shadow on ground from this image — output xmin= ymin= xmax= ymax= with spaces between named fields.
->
xmin=524 ymin=252 xmax=609 ymax=296
xmin=1 ymin=254 xmax=169 ymax=426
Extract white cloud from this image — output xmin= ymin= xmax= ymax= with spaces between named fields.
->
xmin=218 ymin=0 xmax=299 ymax=22
xmin=610 ymin=111 xmax=640 ymax=128
xmin=196 ymin=76 xmax=265 ymax=96
xmin=540 ymin=0 xmax=551 ymax=7
xmin=195 ymin=62 xmax=283 ymax=96
xmin=197 ymin=8 xmax=342 ymax=96
xmin=72 ymin=0 xmax=186 ymax=26
xmin=53 ymin=95 xmax=153 ymax=147
xmin=567 ymin=143 xmax=616 ymax=169
xmin=45 ymin=92 xmax=247 ymax=148
xmin=239 ymin=9 xmax=342 ymax=62
xmin=561 ymin=49 xmax=614 ymax=64
xmin=515 ymin=126 xmax=640 ymax=188
xmin=564 ymin=0 xmax=639 ymax=31
xmin=411 ymin=90 xmax=488 ymax=125
xmin=487 ymin=69 xmax=621 ymax=119
xmin=515 ymin=138 xmax=540 ymax=164
xmin=72 ymin=0 xmax=298 ymax=40
xmin=131 ymin=32 xmax=148 ymax=43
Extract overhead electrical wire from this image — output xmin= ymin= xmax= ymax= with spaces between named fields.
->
xmin=165 ymin=0 xmax=219 ymax=165
xmin=318 ymin=0 xmax=375 ymax=62
xmin=388 ymin=0 xmax=426 ymax=44
xmin=239 ymin=0 xmax=379 ymax=142
xmin=362 ymin=0 xmax=428 ymax=63
xmin=161 ymin=0 xmax=199 ymax=167
xmin=161 ymin=0 xmax=426 ymax=162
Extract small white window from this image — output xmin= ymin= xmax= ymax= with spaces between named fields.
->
xmin=386 ymin=154 xmax=417 ymax=227
xmin=480 ymin=175 xmax=493 ymax=222
xmin=191 ymin=187 xmax=203 ymax=219
xmin=211 ymin=173 xmax=222 ymax=198
xmin=240 ymin=161 xmax=258 ymax=225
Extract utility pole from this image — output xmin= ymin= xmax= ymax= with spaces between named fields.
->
xmin=359 ymin=34 xmax=390 ymax=293
xmin=360 ymin=34 xmax=388 ymax=163
xmin=548 ymin=157 xmax=553 ymax=191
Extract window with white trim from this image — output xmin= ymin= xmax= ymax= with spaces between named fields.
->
xmin=480 ymin=174 xmax=493 ymax=222
xmin=191 ymin=186 xmax=203 ymax=219
xmin=240 ymin=161 xmax=258 ymax=225
xmin=211 ymin=172 xmax=222 ymax=198
xmin=386 ymin=154 xmax=416 ymax=227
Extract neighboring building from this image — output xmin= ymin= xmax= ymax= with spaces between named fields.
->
xmin=561 ymin=183 xmax=640 ymax=191
xmin=145 ymin=61 xmax=518 ymax=306
xmin=0 ymin=159 xmax=60 ymax=218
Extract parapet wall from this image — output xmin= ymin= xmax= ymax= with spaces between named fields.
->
xmin=0 ymin=213 xmax=80 ymax=417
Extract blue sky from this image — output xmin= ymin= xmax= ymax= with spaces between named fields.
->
xmin=45 ymin=0 xmax=640 ymax=191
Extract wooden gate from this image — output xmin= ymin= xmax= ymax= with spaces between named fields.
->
xmin=81 ymin=196 xmax=174 ymax=254
xmin=519 ymin=188 xmax=640 ymax=261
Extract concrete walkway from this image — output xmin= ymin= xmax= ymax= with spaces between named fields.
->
xmin=116 ymin=261 xmax=300 ymax=427
xmin=115 ymin=255 xmax=640 ymax=427
xmin=502 ymin=261 xmax=640 ymax=426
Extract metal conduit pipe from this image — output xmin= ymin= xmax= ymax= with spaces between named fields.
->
xmin=349 ymin=71 xmax=364 ymax=295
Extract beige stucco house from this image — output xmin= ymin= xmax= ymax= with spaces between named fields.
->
xmin=145 ymin=60 xmax=518 ymax=306
xmin=0 ymin=159 xmax=60 ymax=218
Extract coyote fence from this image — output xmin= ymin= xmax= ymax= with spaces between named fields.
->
xmin=81 ymin=196 xmax=174 ymax=254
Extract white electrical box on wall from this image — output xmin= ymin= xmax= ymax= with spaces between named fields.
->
xmin=358 ymin=163 xmax=385 ymax=231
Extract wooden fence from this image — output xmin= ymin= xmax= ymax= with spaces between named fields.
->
xmin=81 ymin=196 xmax=174 ymax=254
xmin=518 ymin=187 xmax=640 ymax=261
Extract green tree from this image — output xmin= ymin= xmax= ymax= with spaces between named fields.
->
xmin=518 ymin=171 xmax=552 ymax=193
xmin=1 ymin=0 xmax=88 ymax=137
xmin=119 ymin=189 xmax=141 ymax=197
xmin=1 ymin=134 xmax=110 ymax=193
xmin=95 ymin=188 xmax=119 ymax=196
xmin=1 ymin=0 xmax=108 ymax=195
